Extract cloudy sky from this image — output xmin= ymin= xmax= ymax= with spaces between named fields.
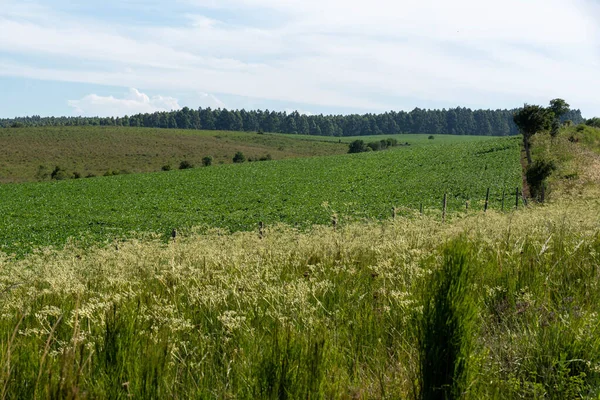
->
xmin=0 ymin=0 xmax=599 ymax=118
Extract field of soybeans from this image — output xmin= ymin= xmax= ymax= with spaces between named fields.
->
xmin=0 ymin=136 xmax=521 ymax=257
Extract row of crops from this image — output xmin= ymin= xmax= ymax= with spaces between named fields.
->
xmin=0 ymin=136 xmax=522 ymax=256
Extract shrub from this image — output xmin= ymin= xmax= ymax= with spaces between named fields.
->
xmin=233 ymin=151 xmax=246 ymax=163
xmin=50 ymin=166 xmax=69 ymax=180
xmin=259 ymin=154 xmax=272 ymax=161
xmin=202 ymin=156 xmax=213 ymax=167
xmin=367 ymin=141 xmax=381 ymax=151
xmin=586 ymin=118 xmax=600 ymax=128
xmin=161 ymin=164 xmax=172 ymax=171
xmin=348 ymin=140 xmax=368 ymax=153
xmin=35 ymin=165 xmax=50 ymax=181
xmin=526 ymin=159 xmax=556 ymax=201
xmin=428 ymin=135 xmax=435 ymax=140
xmin=257 ymin=129 xmax=264 ymax=134
xmin=72 ymin=171 xmax=82 ymax=179
xmin=179 ymin=160 xmax=194 ymax=170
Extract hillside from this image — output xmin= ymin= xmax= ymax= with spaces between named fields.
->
xmin=0 ymin=136 xmax=521 ymax=256
xmin=0 ymin=126 xmax=348 ymax=183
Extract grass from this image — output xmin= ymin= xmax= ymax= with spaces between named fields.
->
xmin=0 ymin=136 xmax=521 ymax=257
xmin=0 ymin=126 xmax=348 ymax=183
xmin=1 ymin=198 xmax=599 ymax=398
xmin=1 ymin=125 xmax=599 ymax=398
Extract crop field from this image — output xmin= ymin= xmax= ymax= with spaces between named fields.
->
xmin=0 ymin=126 xmax=348 ymax=183
xmin=0 ymin=136 xmax=521 ymax=256
xmin=277 ymin=132 xmax=496 ymax=145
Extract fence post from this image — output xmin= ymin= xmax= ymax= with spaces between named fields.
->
xmin=420 ymin=203 xmax=423 ymax=215
xmin=484 ymin=188 xmax=490 ymax=213
xmin=442 ymin=193 xmax=447 ymax=223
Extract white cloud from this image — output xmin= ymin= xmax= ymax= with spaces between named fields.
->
xmin=1 ymin=0 xmax=600 ymax=115
xmin=198 ymin=92 xmax=226 ymax=109
xmin=68 ymin=88 xmax=181 ymax=116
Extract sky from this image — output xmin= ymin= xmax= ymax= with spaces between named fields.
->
xmin=0 ymin=0 xmax=599 ymax=118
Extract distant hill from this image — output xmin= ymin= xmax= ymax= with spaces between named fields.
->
xmin=0 ymin=126 xmax=348 ymax=183
xmin=0 ymin=107 xmax=585 ymax=137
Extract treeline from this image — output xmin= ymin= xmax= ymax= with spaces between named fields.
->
xmin=0 ymin=107 xmax=584 ymax=136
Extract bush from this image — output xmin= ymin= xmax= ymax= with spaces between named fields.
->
xmin=161 ymin=164 xmax=172 ymax=171
xmin=233 ymin=152 xmax=246 ymax=163
xmin=428 ymin=135 xmax=435 ymax=140
xmin=35 ymin=165 xmax=50 ymax=181
xmin=259 ymin=154 xmax=272 ymax=161
xmin=72 ymin=171 xmax=82 ymax=179
xmin=257 ymin=129 xmax=264 ymax=135
xmin=50 ymin=166 xmax=69 ymax=181
xmin=586 ymin=118 xmax=600 ymax=128
xmin=179 ymin=160 xmax=194 ymax=170
xmin=202 ymin=156 xmax=213 ymax=167
xmin=526 ymin=159 xmax=556 ymax=201
xmin=348 ymin=140 xmax=368 ymax=154
xmin=367 ymin=141 xmax=381 ymax=151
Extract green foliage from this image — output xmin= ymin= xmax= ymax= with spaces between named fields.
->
xmin=233 ymin=151 xmax=246 ymax=163
xmin=348 ymin=140 xmax=368 ymax=153
xmin=0 ymin=106 xmax=586 ymax=136
xmin=418 ymin=240 xmax=476 ymax=399
xmin=428 ymin=135 xmax=434 ymax=140
xmin=50 ymin=166 xmax=69 ymax=180
xmin=179 ymin=160 xmax=194 ymax=170
xmin=202 ymin=156 xmax=213 ymax=167
xmin=513 ymin=104 xmax=554 ymax=164
xmin=0 ymin=137 xmax=521 ymax=257
xmin=549 ymin=98 xmax=570 ymax=119
xmin=35 ymin=165 xmax=49 ymax=181
xmin=526 ymin=159 xmax=556 ymax=201
xmin=161 ymin=164 xmax=172 ymax=171
xmin=1 ymin=200 xmax=599 ymax=398
xmin=586 ymin=117 xmax=600 ymax=128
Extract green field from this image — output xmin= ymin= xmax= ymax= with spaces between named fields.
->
xmin=0 ymin=136 xmax=521 ymax=256
xmin=0 ymin=126 xmax=349 ymax=183
xmin=2 ymin=127 xmax=600 ymax=398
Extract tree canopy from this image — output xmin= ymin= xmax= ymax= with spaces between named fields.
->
xmin=1 ymin=106 xmax=585 ymax=137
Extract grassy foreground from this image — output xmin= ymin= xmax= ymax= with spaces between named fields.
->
xmin=1 ymin=198 xmax=599 ymax=398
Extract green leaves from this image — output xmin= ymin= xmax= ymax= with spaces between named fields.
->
xmin=0 ymin=137 xmax=521 ymax=256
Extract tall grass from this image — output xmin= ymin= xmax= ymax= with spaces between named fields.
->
xmin=417 ymin=240 xmax=476 ymax=399
xmin=1 ymin=200 xmax=600 ymax=398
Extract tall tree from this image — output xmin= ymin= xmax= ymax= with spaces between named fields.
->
xmin=513 ymin=104 xmax=553 ymax=165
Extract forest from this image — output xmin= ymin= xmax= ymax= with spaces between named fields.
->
xmin=0 ymin=107 xmax=585 ymax=136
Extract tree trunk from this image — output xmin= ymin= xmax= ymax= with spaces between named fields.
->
xmin=523 ymin=135 xmax=532 ymax=165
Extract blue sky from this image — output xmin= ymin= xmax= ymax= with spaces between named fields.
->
xmin=1 ymin=0 xmax=599 ymax=118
